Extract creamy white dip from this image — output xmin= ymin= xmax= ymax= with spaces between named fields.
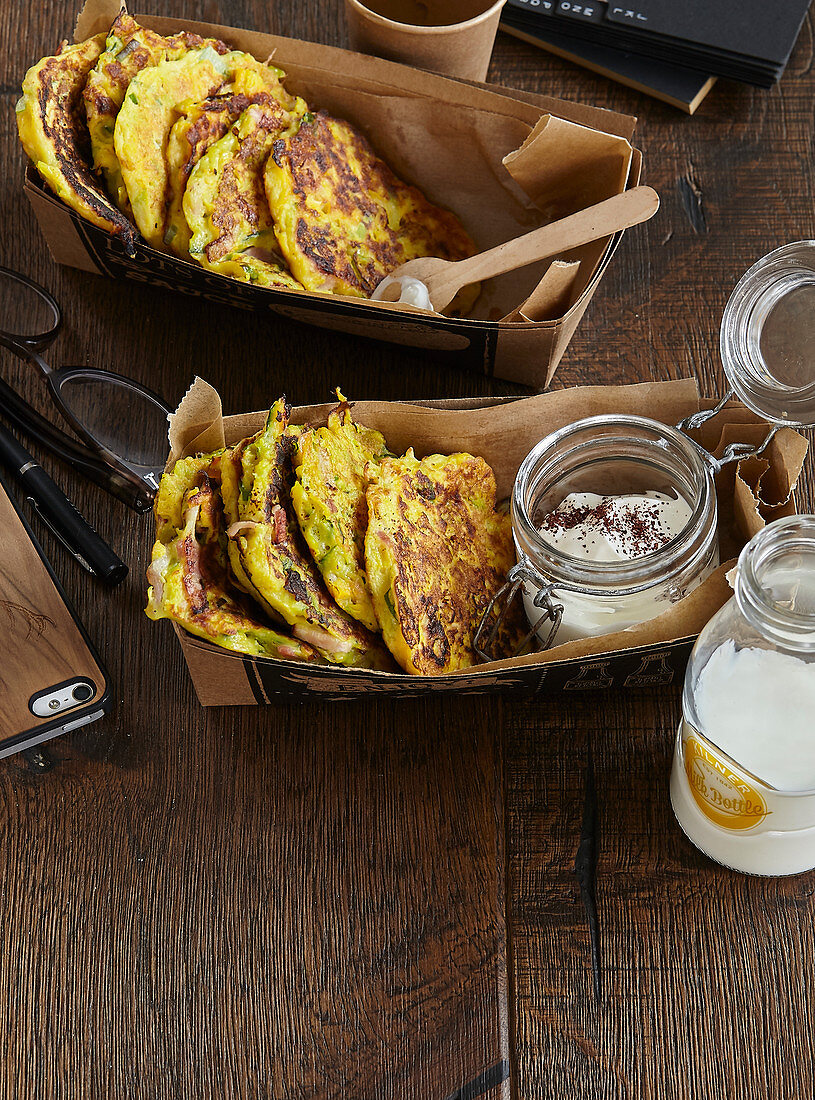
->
xmin=536 ymin=491 xmax=692 ymax=561
xmin=522 ymin=491 xmax=696 ymax=644
xmin=371 ymin=275 xmax=434 ymax=311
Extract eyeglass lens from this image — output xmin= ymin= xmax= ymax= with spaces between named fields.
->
xmin=0 ymin=269 xmax=59 ymax=339
xmin=53 ymin=372 xmax=170 ymax=476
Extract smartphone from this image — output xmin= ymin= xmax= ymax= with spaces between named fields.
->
xmin=0 ymin=468 xmax=111 ymax=759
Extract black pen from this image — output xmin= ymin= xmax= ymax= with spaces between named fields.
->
xmin=0 ymin=421 xmax=128 ymax=586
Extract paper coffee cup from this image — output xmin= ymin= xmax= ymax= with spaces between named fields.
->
xmin=344 ymin=0 xmax=507 ymax=82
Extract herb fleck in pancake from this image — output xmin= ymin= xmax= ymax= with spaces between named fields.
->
xmin=264 ymin=110 xmax=476 ymax=298
xmin=291 ymin=396 xmax=387 ymax=632
xmin=365 ymin=450 xmax=520 ymax=675
xmin=16 ymin=35 xmax=138 ymax=254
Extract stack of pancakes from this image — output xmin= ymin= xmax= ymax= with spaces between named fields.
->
xmin=17 ymin=14 xmax=476 ymax=304
xmin=146 ymin=394 xmax=524 ymax=675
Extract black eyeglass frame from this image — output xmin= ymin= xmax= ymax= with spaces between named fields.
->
xmin=0 ymin=266 xmax=172 ymax=513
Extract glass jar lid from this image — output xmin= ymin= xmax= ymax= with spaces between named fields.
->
xmin=721 ymin=241 xmax=815 ymax=428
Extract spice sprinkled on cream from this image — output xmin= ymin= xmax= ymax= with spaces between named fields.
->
xmin=537 ymin=491 xmax=692 ymax=561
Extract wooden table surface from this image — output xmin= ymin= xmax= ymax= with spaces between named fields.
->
xmin=2 ymin=4 xmax=814 ymax=1098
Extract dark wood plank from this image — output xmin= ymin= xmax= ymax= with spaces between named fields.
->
xmin=506 ymin=689 xmax=815 ymax=1099
xmin=1 ymin=3 xmax=815 ymax=1099
xmin=0 ymin=693 xmax=510 ymax=1099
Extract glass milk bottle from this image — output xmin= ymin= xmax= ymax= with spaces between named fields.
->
xmin=670 ymin=515 xmax=815 ymax=875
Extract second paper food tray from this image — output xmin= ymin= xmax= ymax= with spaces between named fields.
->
xmin=161 ymin=379 xmax=807 ymax=705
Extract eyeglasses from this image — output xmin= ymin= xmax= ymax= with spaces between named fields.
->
xmin=0 ymin=267 xmax=172 ymax=513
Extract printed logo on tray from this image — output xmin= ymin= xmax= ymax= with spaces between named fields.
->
xmin=562 ymin=660 xmax=614 ymax=690
xmin=246 ymin=659 xmax=536 ymax=701
xmin=623 ymin=651 xmax=674 ymax=687
xmin=684 ymin=733 xmax=771 ymax=831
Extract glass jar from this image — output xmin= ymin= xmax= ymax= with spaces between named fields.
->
xmin=670 ymin=515 xmax=815 ymax=876
xmin=512 ymin=415 xmax=720 ymax=645
xmin=720 ymin=240 xmax=815 ymax=427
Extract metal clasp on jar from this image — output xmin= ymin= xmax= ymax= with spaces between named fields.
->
xmin=676 ymin=392 xmax=782 ymax=471
xmin=474 ymin=558 xmax=564 ymax=662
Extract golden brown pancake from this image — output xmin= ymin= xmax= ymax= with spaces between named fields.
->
xmin=114 ymin=46 xmax=244 ymax=247
xmin=221 ymin=399 xmax=393 ymax=668
xmin=183 ymin=99 xmax=305 ymax=288
xmin=364 ymin=450 xmax=521 ymax=675
xmin=146 ymin=464 xmax=319 ymax=662
xmin=165 ymin=93 xmax=248 ymax=256
xmin=83 ymin=13 xmax=228 ymax=216
xmin=264 ymin=110 xmax=476 ymax=298
xmin=152 ymin=452 xmax=216 ymax=542
xmin=16 ymin=35 xmax=138 ymax=254
xmin=291 ymin=396 xmax=387 ymax=632
xmin=164 ymin=65 xmax=299 ymax=257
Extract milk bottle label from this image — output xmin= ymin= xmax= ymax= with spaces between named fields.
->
xmin=684 ymin=730 xmax=770 ymax=831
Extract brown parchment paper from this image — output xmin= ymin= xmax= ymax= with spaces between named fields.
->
xmin=164 ymin=378 xmax=808 ymax=676
xmin=686 ymin=415 xmax=809 ymax=556
xmin=69 ymin=0 xmax=635 ymax=325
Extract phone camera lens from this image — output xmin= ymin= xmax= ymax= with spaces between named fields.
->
xmin=72 ymin=684 xmax=93 ymax=703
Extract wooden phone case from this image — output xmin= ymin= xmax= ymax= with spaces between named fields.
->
xmin=0 ymin=470 xmax=109 ymax=755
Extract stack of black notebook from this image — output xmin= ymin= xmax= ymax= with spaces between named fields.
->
xmin=502 ymin=0 xmax=812 ymax=90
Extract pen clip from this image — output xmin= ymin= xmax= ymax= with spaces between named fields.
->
xmin=25 ymin=495 xmax=95 ymax=576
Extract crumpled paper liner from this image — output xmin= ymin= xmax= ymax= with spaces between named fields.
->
xmin=168 ymin=377 xmax=225 ymax=459
xmin=168 ymin=376 xmax=699 ymax=499
xmin=687 ymin=410 xmax=809 ymax=555
xmin=164 ymin=377 xmax=808 ymax=674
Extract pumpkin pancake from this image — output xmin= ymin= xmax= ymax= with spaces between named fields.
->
xmin=364 ymin=450 xmax=521 ymax=675
xmin=152 ymin=452 xmax=217 ymax=542
xmin=164 ymin=96 xmax=235 ymax=254
xmin=164 ymin=66 xmax=297 ymax=256
xmin=114 ymin=46 xmax=258 ymax=247
xmin=184 ymin=99 xmax=305 ymax=287
xmin=222 ymin=399 xmax=393 ymax=668
xmin=264 ymin=110 xmax=476 ymax=300
xmin=291 ymin=396 xmax=387 ymax=632
xmin=16 ymin=35 xmax=138 ymax=254
xmin=218 ymin=432 xmax=260 ymax=598
xmin=83 ymin=13 xmax=228 ymax=217
xmin=146 ymin=465 xmax=318 ymax=663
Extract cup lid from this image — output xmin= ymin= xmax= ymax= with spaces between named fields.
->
xmin=720 ymin=241 xmax=815 ymax=428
